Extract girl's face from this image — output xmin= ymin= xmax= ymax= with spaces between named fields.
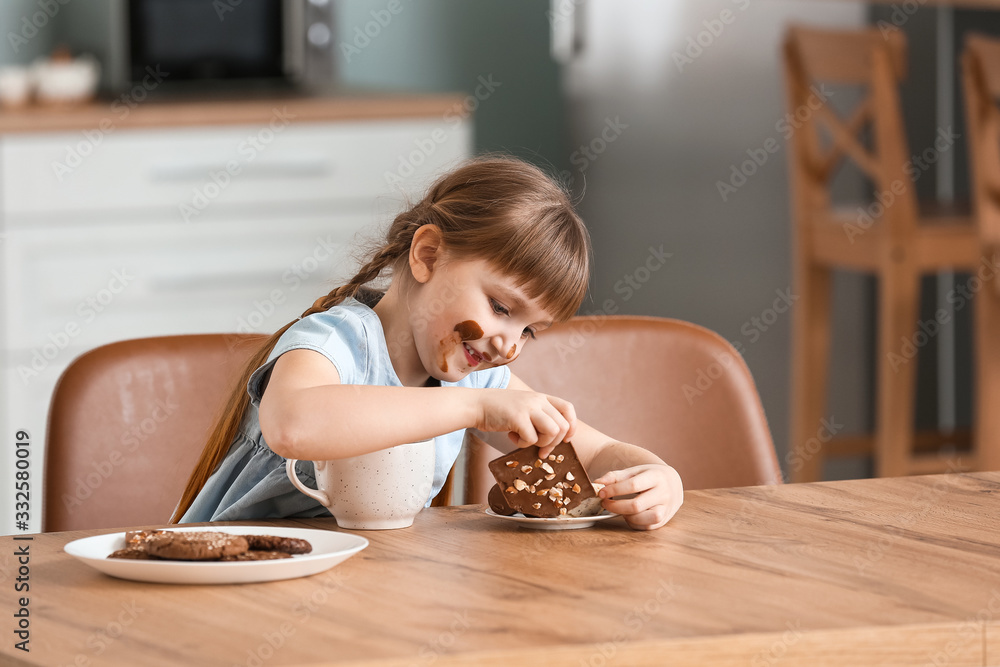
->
xmin=408 ymin=257 xmax=556 ymax=382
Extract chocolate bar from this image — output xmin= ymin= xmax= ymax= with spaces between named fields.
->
xmin=488 ymin=442 xmax=600 ymax=518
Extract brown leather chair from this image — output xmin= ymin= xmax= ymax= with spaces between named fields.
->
xmin=44 ymin=332 xmax=458 ymax=531
xmin=44 ymin=334 xmax=267 ymax=532
xmin=461 ymin=316 xmax=782 ymax=505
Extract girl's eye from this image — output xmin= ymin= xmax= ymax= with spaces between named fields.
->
xmin=490 ymin=298 xmax=509 ymax=316
xmin=491 ymin=297 xmax=534 ymax=339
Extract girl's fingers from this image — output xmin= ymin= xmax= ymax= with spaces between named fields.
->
xmin=542 ymin=404 xmax=571 ymax=443
xmin=620 ymin=506 xmax=672 ymax=531
xmin=593 ymin=469 xmax=634 ymax=486
xmin=531 ymin=412 xmax=561 ymax=448
xmin=509 ymin=416 xmax=538 ymax=447
xmin=537 ymin=403 xmax=571 ymax=458
xmin=591 ymin=465 xmax=682 ymax=531
xmin=601 ymin=495 xmax=646 ymax=516
xmin=547 ymin=396 xmax=577 ymax=440
xmin=598 ymin=470 xmax=656 ymax=499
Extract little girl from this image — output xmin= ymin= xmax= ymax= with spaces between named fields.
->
xmin=172 ymin=156 xmax=683 ymax=530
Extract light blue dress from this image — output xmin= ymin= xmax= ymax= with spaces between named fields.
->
xmin=179 ymin=295 xmax=510 ymax=523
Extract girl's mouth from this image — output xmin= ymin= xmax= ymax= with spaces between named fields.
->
xmin=462 ymin=343 xmax=482 ymax=366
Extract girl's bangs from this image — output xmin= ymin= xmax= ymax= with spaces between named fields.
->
xmin=487 ymin=213 xmax=590 ymax=322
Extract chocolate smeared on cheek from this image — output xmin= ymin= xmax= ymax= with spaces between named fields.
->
xmin=482 ymin=351 xmax=493 ymax=362
xmin=437 ymin=332 xmax=461 ymax=374
xmin=454 ymin=320 xmax=483 ymax=341
xmin=506 ymin=344 xmax=516 ymax=360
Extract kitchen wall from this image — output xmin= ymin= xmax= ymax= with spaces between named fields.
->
xmin=0 ymin=0 xmax=56 ymax=66
xmin=334 ymin=0 xmax=571 ymax=174
xmin=0 ymin=0 xmax=905 ymax=480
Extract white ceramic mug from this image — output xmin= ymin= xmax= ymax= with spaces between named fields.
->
xmin=286 ymin=439 xmax=436 ymax=530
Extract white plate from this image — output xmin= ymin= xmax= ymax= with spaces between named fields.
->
xmin=64 ymin=526 xmax=368 ymax=585
xmin=484 ymin=508 xmax=620 ymax=530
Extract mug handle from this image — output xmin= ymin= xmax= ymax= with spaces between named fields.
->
xmin=286 ymin=459 xmax=330 ymax=506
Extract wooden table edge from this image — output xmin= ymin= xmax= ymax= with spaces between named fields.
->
xmin=300 ymin=620 xmax=986 ymax=667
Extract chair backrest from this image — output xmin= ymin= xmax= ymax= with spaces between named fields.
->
xmin=782 ymin=25 xmax=917 ymax=235
xmin=962 ymin=33 xmax=1000 ymax=248
xmin=463 ymin=316 xmax=781 ymax=504
xmin=44 ymin=334 xmax=267 ymax=532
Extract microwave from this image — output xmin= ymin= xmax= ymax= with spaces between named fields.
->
xmin=93 ymin=0 xmax=336 ymax=93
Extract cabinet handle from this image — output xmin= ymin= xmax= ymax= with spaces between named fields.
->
xmin=146 ymin=271 xmax=289 ymax=293
xmin=149 ymin=157 xmax=332 ymax=182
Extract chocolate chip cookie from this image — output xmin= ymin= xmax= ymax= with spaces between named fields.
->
xmin=125 ymin=529 xmax=170 ymax=548
xmin=108 ymin=529 xmax=172 ymax=559
xmin=241 ymin=534 xmax=312 ymax=555
xmin=108 ymin=548 xmax=158 ymax=560
xmin=146 ymin=531 xmax=249 ymax=560
xmin=221 ymin=550 xmax=293 ymax=561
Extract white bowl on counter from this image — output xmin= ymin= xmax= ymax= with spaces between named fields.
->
xmin=31 ymin=54 xmax=100 ymax=106
xmin=0 ymin=66 xmax=33 ymax=108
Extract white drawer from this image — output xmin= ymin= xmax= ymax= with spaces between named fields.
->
xmin=1 ymin=118 xmax=471 ymax=217
xmin=2 ymin=213 xmax=370 ymax=356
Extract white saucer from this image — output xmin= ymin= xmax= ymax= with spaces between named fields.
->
xmin=483 ymin=507 xmax=620 ymax=530
xmin=64 ymin=526 xmax=368 ymax=585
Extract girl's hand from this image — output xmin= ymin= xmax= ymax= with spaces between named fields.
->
xmin=475 ymin=389 xmax=577 ymax=453
xmin=593 ymin=464 xmax=683 ymax=530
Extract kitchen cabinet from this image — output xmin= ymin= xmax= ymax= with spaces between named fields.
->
xmin=0 ymin=94 xmax=471 ymax=534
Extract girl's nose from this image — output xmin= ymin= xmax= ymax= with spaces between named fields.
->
xmin=489 ymin=333 xmax=509 ymax=361
xmin=490 ymin=333 xmax=517 ymax=362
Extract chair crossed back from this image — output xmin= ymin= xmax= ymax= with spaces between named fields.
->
xmin=962 ymin=33 xmax=1000 ymax=249
xmin=783 ymin=25 xmax=917 ymax=235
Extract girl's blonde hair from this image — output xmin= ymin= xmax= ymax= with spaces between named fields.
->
xmin=170 ymin=155 xmax=591 ymax=522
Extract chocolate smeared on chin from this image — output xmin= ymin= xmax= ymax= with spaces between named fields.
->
xmin=436 ymin=321 xmax=484 ymax=374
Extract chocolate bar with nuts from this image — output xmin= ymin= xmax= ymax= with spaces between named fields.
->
xmin=488 ymin=442 xmax=599 ymax=518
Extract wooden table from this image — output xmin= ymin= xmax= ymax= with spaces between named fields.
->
xmin=3 ymin=472 xmax=1000 ymax=666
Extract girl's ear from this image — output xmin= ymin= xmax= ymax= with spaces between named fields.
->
xmin=408 ymin=224 xmax=444 ymax=284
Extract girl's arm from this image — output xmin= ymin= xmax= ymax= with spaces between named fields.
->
xmin=259 ymin=349 xmax=575 ymax=461
xmin=471 ymin=372 xmax=684 ymax=530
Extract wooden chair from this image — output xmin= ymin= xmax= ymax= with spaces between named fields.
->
xmin=458 ymin=315 xmax=782 ymax=505
xmin=784 ymin=25 xmax=979 ymax=481
xmin=962 ymin=33 xmax=1000 ymax=473
xmin=44 ymin=333 xmax=457 ymax=532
